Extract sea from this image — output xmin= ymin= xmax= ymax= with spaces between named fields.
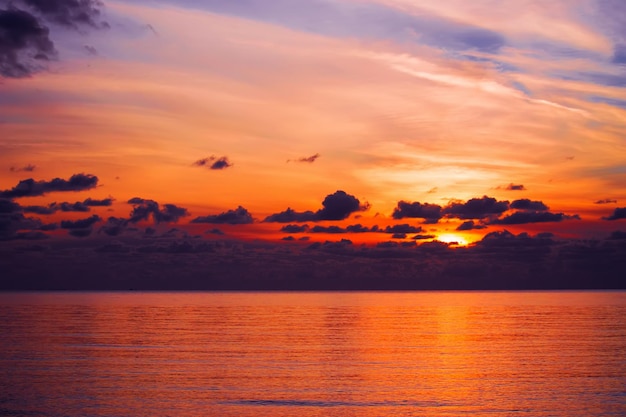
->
xmin=1 ymin=291 xmax=625 ymax=417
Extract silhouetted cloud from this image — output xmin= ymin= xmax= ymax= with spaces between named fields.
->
xmin=392 ymin=201 xmax=443 ymax=222
xmin=193 ymin=156 xmax=233 ymax=170
xmin=608 ymin=230 xmax=626 ymax=240
xmin=0 ymin=199 xmax=21 ymax=213
xmin=205 ymin=228 xmax=224 ymax=235
xmin=60 ymin=214 xmax=101 ymax=229
xmin=603 ymin=207 xmax=626 ymax=221
xmin=310 ymin=225 xmax=346 ymax=234
xmin=265 ymin=190 xmax=368 ymax=222
xmin=0 ymin=8 xmax=56 ymax=78
xmin=456 ymin=220 xmax=487 ymax=231
xmin=412 ymin=234 xmax=436 ymax=240
xmin=0 ymin=173 xmax=98 ymax=198
xmin=280 ymin=224 xmax=309 ymax=233
xmin=21 ymin=197 xmax=112 ymax=215
xmin=510 ymin=199 xmax=549 ymax=211
xmin=391 ymin=233 xmax=406 ymax=239
xmin=290 ymin=153 xmax=320 ymax=163
xmin=491 ymin=211 xmax=579 ymax=225
xmin=127 ymin=198 xmax=188 ymax=224
xmin=346 ymin=224 xmax=379 ymax=233
xmin=264 ymin=207 xmax=317 ymax=223
xmin=384 ymin=224 xmax=423 ymax=234
xmin=191 ymin=206 xmax=253 ymax=224
xmin=595 ymin=198 xmax=618 ymax=204
xmin=9 ymin=164 xmax=36 ymax=172
xmin=443 ymin=196 xmax=509 ymax=219
xmin=68 ymin=228 xmax=93 ymax=238
xmin=506 ymin=183 xmax=526 ymax=191
xmin=99 ymin=216 xmax=126 ymax=236
xmin=317 ymin=190 xmax=369 ymax=220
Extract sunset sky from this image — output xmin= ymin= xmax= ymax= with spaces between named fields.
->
xmin=1 ymin=0 xmax=625 ymax=289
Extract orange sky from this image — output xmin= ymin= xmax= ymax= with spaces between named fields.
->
xmin=1 ymin=0 xmax=626 ymax=246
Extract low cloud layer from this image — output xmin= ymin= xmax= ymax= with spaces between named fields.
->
xmin=265 ymin=190 xmax=369 ymax=223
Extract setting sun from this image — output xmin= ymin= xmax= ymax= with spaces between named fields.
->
xmin=437 ymin=234 xmax=468 ymax=246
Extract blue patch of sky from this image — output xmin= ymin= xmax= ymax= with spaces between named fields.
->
xmin=587 ymin=96 xmax=626 ymax=110
xmin=139 ymin=0 xmax=506 ymax=54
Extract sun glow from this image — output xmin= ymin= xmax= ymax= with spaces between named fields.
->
xmin=437 ymin=233 xmax=468 ymax=246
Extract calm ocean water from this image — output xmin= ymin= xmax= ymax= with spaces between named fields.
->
xmin=1 ymin=291 xmax=625 ymax=416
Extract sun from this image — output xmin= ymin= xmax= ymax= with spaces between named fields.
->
xmin=437 ymin=233 xmax=468 ymax=246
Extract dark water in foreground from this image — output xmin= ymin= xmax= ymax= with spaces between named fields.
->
xmin=1 ymin=291 xmax=625 ymax=416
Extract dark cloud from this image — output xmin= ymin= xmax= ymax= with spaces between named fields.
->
xmin=60 ymin=214 xmax=101 ymax=229
xmin=456 ymin=220 xmax=487 ymax=231
xmin=205 ymin=228 xmax=224 ymax=235
xmin=282 ymin=235 xmax=295 ymax=241
xmin=412 ymin=234 xmax=436 ymax=240
xmin=127 ymin=198 xmax=188 ymax=224
xmin=264 ymin=207 xmax=317 ymax=223
xmin=317 ymin=190 xmax=369 ymax=221
xmin=0 ymin=173 xmax=98 ymax=199
xmin=443 ymin=196 xmax=509 ymax=220
xmin=603 ymin=207 xmax=626 ymax=221
xmin=280 ymin=224 xmax=309 ymax=233
xmin=391 ymin=233 xmax=407 ymax=239
xmin=0 ymin=199 xmax=21 ymax=213
xmin=346 ymin=224 xmax=379 ymax=233
xmin=310 ymin=225 xmax=346 ymax=234
xmin=491 ymin=211 xmax=580 ymax=225
xmin=392 ymin=201 xmax=443 ymax=223
xmin=510 ymin=199 xmax=549 ymax=211
xmin=83 ymin=197 xmax=113 ymax=206
xmin=21 ymin=197 xmax=112 ymax=214
xmin=9 ymin=164 xmax=36 ymax=172
xmin=99 ymin=216 xmax=127 ymax=236
xmin=290 ymin=153 xmax=320 ymax=163
xmin=505 ymin=183 xmax=526 ymax=191
xmin=21 ymin=0 xmax=107 ymax=29
xmin=191 ymin=206 xmax=254 ymax=224
xmin=608 ymin=230 xmax=626 ymax=240
xmin=0 ymin=7 xmax=56 ymax=78
xmin=265 ymin=191 xmax=368 ymax=223
xmin=383 ymin=224 xmax=423 ymax=234
xmin=595 ymin=198 xmax=618 ymax=204
xmin=193 ymin=155 xmax=233 ymax=170
xmin=68 ymin=228 xmax=92 ymax=238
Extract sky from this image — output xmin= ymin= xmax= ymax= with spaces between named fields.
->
xmin=1 ymin=0 xmax=625 ymax=289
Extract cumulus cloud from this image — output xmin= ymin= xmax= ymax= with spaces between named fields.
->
xmin=0 ymin=173 xmax=98 ymax=199
xmin=191 ymin=206 xmax=253 ymax=224
xmin=456 ymin=220 xmax=487 ymax=231
xmin=443 ymin=196 xmax=509 ymax=220
xmin=193 ymin=156 xmax=233 ymax=170
xmin=505 ymin=183 xmax=526 ymax=191
xmin=392 ymin=201 xmax=443 ymax=223
xmin=491 ymin=211 xmax=580 ymax=225
xmin=510 ymin=199 xmax=549 ymax=211
xmin=127 ymin=198 xmax=188 ymax=224
xmin=99 ymin=216 xmax=126 ymax=236
xmin=280 ymin=224 xmax=309 ymax=233
xmin=383 ymin=224 xmax=423 ymax=234
xmin=603 ymin=207 xmax=626 ymax=221
xmin=60 ymin=214 xmax=101 ymax=229
xmin=346 ymin=224 xmax=379 ymax=233
xmin=265 ymin=190 xmax=368 ymax=223
xmin=310 ymin=225 xmax=346 ymax=234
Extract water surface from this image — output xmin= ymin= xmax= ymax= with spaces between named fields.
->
xmin=1 ymin=291 xmax=625 ymax=416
